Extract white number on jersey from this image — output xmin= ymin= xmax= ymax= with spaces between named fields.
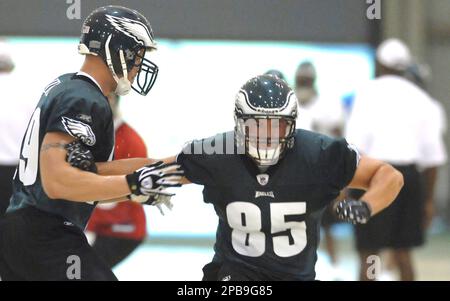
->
xmin=226 ymin=201 xmax=307 ymax=258
xmin=227 ymin=202 xmax=266 ymax=257
xmin=19 ymin=108 xmax=41 ymax=186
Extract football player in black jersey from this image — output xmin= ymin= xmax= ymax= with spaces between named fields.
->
xmin=172 ymin=74 xmax=404 ymax=280
xmin=0 ymin=6 xmax=182 ymax=280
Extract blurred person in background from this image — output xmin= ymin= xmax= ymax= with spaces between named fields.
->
xmin=404 ymin=62 xmax=447 ymax=143
xmin=346 ymin=38 xmax=447 ymax=281
xmin=85 ymin=93 xmax=148 ymax=269
xmin=368 ymin=61 xmax=448 ymax=281
xmin=294 ymin=61 xmax=346 ymax=277
xmin=294 ymin=61 xmax=345 ymax=134
xmin=404 ymin=62 xmax=447 ymax=229
xmin=0 ymin=43 xmax=34 ymax=216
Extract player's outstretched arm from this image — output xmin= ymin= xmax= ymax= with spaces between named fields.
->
xmin=344 ymin=156 xmax=404 ymax=216
xmin=155 ymin=156 xmax=191 ymax=185
xmin=40 ymin=132 xmax=131 ymax=201
xmin=40 ymin=132 xmax=183 ymax=202
xmin=97 ymin=155 xmax=190 ymax=184
xmin=96 ymin=155 xmax=178 ymax=176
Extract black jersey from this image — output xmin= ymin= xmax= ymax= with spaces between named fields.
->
xmin=177 ymin=129 xmax=358 ymax=280
xmin=7 ymin=73 xmax=114 ymax=230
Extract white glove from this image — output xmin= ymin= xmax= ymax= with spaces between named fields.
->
xmin=128 ymin=190 xmax=175 ymax=216
xmin=126 ymin=161 xmax=184 ymax=196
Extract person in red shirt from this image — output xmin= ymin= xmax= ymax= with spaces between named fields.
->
xmin=86 ymin=93 xmax=147 ymax=268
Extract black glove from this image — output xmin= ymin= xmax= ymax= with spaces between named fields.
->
xmin=126 ymin=161 xmax=184 ymax=196
xmin=66 ymin=140 xmax=97 ymax=173
xmin=335 ymin=199 xmax=372 ymax=224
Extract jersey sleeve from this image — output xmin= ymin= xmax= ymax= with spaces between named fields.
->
xmin=176 ymin=138 xmax=218 ymax=186
xmin=320 ymin=137 xmax=360 ymax=190
xmin=45 ymin=92 xmax=109 ymax=147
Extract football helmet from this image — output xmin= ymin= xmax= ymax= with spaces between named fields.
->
xmin=234 ymin=74 xmax=298 ymax=168
xmin=78 ymin=5 xmax=158 ymax=96
xmin=264 ymin=69 xmax=286 ymax=81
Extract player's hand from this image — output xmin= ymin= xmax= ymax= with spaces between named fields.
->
xmin=126 ymin=161 xmax=184 ymax=196
xmin=335 ymin=199 xmax=372 ymax=224
xmin=128 ymin=191 xmax=175 ymax=215
xmin=66 ymin=140 xmax=97 ymax=173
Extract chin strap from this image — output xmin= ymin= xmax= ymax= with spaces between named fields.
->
xmin=105 ymin=34 xmax=131 ymax=96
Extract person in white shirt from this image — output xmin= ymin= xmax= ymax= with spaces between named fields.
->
xmin=295 ymin=61 xmax=346 ymax=274
xmin=404 ymin=62 xmax=448 ymax=230
xmin=346 ymin=39 xmax=447 ymax=281
xmin=295 ymin=61 xmax=345 ymax=135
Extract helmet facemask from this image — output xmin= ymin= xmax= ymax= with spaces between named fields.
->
xmin=235 ymin=114 xmax=296 ymax=167
xmin=131 ymin=47 xmax=158 ymax=95
xmin=105 ymin=35 xmax=158 ymax=96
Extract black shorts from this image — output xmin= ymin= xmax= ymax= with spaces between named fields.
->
xmin=202 ymin=260 xmax=257 ymax=281
xmin=0 ymin=206 xmax=117 ymax=281
xmin=353 ymin=164 xmax=425 ymax=250
xmin=0 ymin=165 xmax=16 ymax=216
xmin=92 ymin=235 xmax=143 ymax=269
xmin=202 ymin=261 xmax=269 ymax=281
xmin=202 ymin=259 xmax=313 ymax=281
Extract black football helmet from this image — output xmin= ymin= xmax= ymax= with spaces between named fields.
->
xmin=264 ymin=69 xmax=286 ymax=81
xmin=78 ymin=5 xmax=158 ymax=96
xmin=234 ymin=75 xmax=298 ymax=168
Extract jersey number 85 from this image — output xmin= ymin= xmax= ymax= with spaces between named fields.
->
xmin=226 ymin=202 xmax=307 ymax=258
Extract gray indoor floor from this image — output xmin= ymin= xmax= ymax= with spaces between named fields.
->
xmin=113 ymin=230 xmax=450 ymax=281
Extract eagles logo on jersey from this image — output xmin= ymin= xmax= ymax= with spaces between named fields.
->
xmin=61 ymin=116 xmax=96 ymax=146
